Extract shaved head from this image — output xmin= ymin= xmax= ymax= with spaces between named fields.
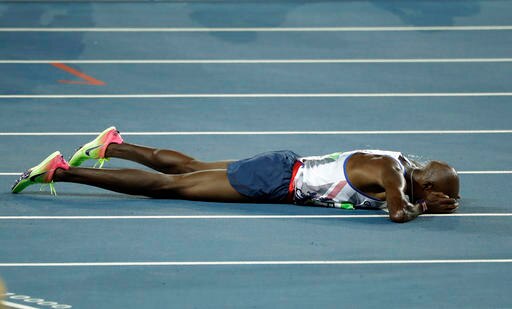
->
xmin=423 ymin=161 xmax=460 ymax=199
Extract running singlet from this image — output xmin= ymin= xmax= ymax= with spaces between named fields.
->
xmin=293 ymin=150 xmax=410 ymax=210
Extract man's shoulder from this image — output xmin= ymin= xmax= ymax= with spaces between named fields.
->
xmin=365 ymin=154 xmax=405 ymax=175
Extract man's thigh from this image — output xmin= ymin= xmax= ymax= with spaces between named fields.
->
xmin=174 ymin=169 xmax=251 ymax=202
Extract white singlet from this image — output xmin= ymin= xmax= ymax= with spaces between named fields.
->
xmin=293 ymin=150 xmax=410 ymax=211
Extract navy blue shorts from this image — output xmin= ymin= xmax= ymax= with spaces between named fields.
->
xmin=227 ymin=150 xmax=300 ymax=202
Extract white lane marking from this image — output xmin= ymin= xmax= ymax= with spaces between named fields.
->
xmin=5 ymin=292 xmax=70 ymax=309
xmin=2 ymin=58 xmax=512 ymax=64
xmin=1 ymin=301 xmax=39 ymax=309
xmin=0 ymin=215 xmax=390 ymax=220
xmin=0 ymin=259 xmax=511 ymax=267
xmin=1 ymin=93 xmax=512 ymax=99
xmin=0 ymin=214 xmax=510 ymax=220
xmin=1 ymin=26 xmax=512 ymax=32
xmin=458 ymin=171 xmax=512 ymax=174
xmin=2 ymin=171 xmax=512 ymax=176
xmin=0 ymin=130 xmax=511 ymax=136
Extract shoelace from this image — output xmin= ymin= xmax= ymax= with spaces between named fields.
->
xmin=11 ymin=170 xmax=31 ymax=191
xmin=39 ymin=181 xmax=57 ymax=196
xmin=93 ymin=157 xmax=110 ymax=169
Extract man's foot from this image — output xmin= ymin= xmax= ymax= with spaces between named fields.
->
xmin=11 ymin=151 xmax=70 ymax=194
xmin=69 ymin=126 xmax=124 ymax=168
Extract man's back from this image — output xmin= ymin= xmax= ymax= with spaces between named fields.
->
xmin=294 ymin=150 xmax=410 ymax=210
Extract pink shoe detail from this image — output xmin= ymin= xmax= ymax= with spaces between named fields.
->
xmin=43 ymin=154 xmax=70 ymax=182
xmin=99 ymin=128 xmax=124 ymax=158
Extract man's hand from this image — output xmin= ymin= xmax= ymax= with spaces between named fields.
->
xmin=379 ymin=158 xmax=423 ymax=223
xmin=424 ymin=191 xmax=459 ymax=213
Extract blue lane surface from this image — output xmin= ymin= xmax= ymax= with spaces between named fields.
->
xmin=2 ymin=63 xmax=512 ymax=94
xmin=2 ymin=264 xmax=511 ymax=309
xmin=2 ymin=31 xmax=512 ymax=59
xmin=1 ymin=97 xmax=511 ymax=132
xmin=1 ymin=1 xmax=510 ymax=28
xmin=1 ymin=215 xmax=512 ymax=262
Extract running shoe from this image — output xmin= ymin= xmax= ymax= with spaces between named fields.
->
xmin=68 ymin=126 xmax=124 ymax=168
xmin=11 ymin=151 xmax=70 ymax=195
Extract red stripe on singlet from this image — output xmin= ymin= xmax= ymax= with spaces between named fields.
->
xmin=326 ymin=180 xmax=348 ymax=199
xmin=286 ymin=161 xmax=304 ymax=203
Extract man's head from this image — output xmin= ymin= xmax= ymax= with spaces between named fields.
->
xmin=413 ymin=161 xmax=460 ymax=200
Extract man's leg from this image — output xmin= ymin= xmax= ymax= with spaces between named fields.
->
xmin=53 ymin=167 xmax=250 ymax=202
xmin=105 ymin=143 xmax=232 ymax=174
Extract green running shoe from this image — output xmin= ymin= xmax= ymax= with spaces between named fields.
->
xmin=69 ymin=126 xmax=124 ymax=168
xmin=11 ymin=151 xmax=70 ymax=195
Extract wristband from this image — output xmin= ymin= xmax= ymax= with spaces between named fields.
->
xmin=417 ymin=199 xmax=428 ymax=212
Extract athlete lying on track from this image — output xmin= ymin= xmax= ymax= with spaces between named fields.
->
xmin=12 ymin=127 xmax=460 ymax=223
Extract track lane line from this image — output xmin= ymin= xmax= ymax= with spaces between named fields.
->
xmin=0 ymin=214 xmax=511 ymax=220
xmin=1 ymin=301 xmax=39 ymax=309
xmin=2 ymin=172 xmax=512 ymax=176
xmin=457 ymin=171 xmax=512 ymax=174
xmin=3 ymin=172 xmax=512 ymax=176
xmin=1 ymin=26 xmax=512 ymax=32
xmin=2 ymin=58 xmax=512 ymax=64
xmin=2 ymin=93 xmax=512 ymax=99
xmin=0 ymin=130 xmax=511 ymax=136
xmin=1 ymin=259 xmax=511 ymax=267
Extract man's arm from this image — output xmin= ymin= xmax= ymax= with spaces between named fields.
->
xmin=378 ymin=159 xmax=459 ymax=222
xmin=378 ymin=158 xmax=423 ymax=223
